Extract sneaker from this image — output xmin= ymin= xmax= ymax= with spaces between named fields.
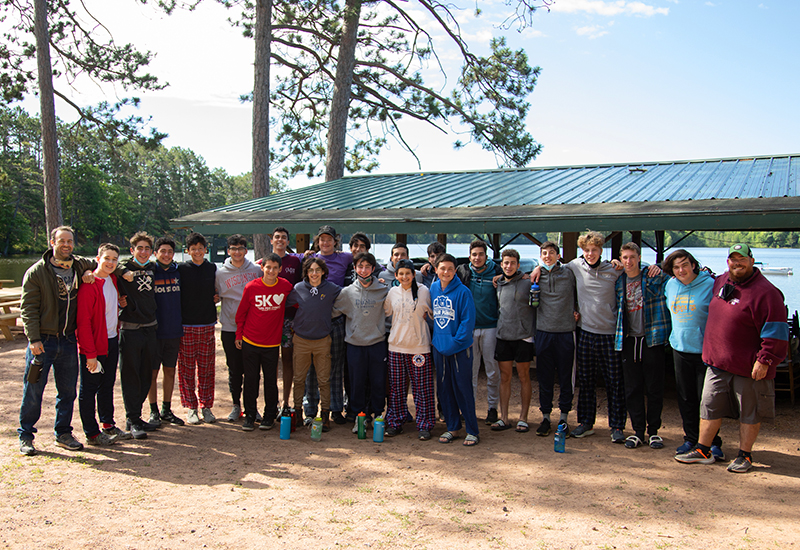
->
xmin=86 ymin=432 xmax=116 ymax=446
xmin=55 ymin=433 xmax=84 ymax=451
xmin=126 ymin=419 xmax=158 ymax=432
xmin=385 ymin=426 xmax=403 ymax=437
xmin=103 ymin=426 xmax=133 ymax=441
xmin=160 ymin=410 xmax=185 ymax=426
xmin=571 ymin=424 xmax=594 ymax=438
xmin=255 ymin=412 xmax=263 ymax=424
xmin=201 ymin=408 xmax=217 ymax=423
xmin=187 ymin=409 xmax=203 ymax=425
xmin=227 ymin=405 xmax=243 ymax=422
xmin=611 ymin=429 xmax=625 ymax=444
xmin=418 ymin=430 xmax=432 ymax=441
xmin=485 ymin=408 xmax=498 ymax=425
xmin=259 ymin=418 xmax=275 ymax=430
xmin=535 ymin=418 xmax=551 ymax=436
xmin=557 ymin=421 xmax=570 ymax=437
xmin=242 ymin=417 xmax=255 ymax=431
xmin=148 ymin=410 xmax=162 ymax=427
xmin=710 ymin=445 xmax=725 ymax=462
xmin=676 ymin=440 xmax=695 ymax=455
xmin=675 ymin=448 xmax=715 ymax=464
xmin=127 ymin=423 xmax=148 ymax=440
xmin=727 ymin=455 xmax=753 ymax=473
xmin=331 ymin=412 xmax=347 ymax=425
xmin=19 ymin=439 xmax=36 ymax=456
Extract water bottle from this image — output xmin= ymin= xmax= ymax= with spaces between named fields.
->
xmin=357 ymin=412 xmax=367 ymax=439
xmin=280 ymin=415 xmax=292 ymax=440
xmin=27 ymin=354 xmax=44 ymax=384
xmin=311 ymin=417 xmax=323 ymax=441
xmin=373 ymin=417 xmax=385 ymax=443
xmin=529 ymin=282 xmax=540 ymax=308
xmin=554 ymin=422 xmax=566 ymax=453
xmin=289 ymin=408 xmax=297 ymax=433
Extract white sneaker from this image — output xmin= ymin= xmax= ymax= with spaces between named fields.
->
xmin=187 ymin=409 xmax=203 ymax=425
xmin=202 ymin=408 xmax=217 ymax=423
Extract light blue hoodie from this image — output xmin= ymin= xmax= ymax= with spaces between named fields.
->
xmin=664 ymin=270 xmax=714 ymax=354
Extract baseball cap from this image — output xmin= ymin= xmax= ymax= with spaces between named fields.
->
xmin=728 ymin=243 xmax=753 ymax=258
xmin=316 ymin=225 xmax=338 ymax=239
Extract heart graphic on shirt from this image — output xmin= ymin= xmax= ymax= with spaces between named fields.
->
xmin=273 ymin=294 xmax=284 ymax=305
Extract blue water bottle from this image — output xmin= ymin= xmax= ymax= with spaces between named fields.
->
xmin=280 ymin=415 xmax=292 ymax=440
xmin=373 ymin=417 xmax=385 ymax=442
xmin=554 ymin=422 xmax=566 ymax=453
xmin=529 ymin=282 xmax=540 ymax=307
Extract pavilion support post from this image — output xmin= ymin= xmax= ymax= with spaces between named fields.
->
xmin=655 ymin=230 xmax=665 ymax=264
xmin=395 ymin=234 xmax=407 ymax=245
xmin=297 ymin=233 xmax=310 ymax=253
xmin=631 ymin=231 xmax=642 ymax=249
xmin=437 ymin=234 xmax=448 ymax=247
xmin=491 ymin=233 xmax=501 ymax=260
xmin=611 ymin=232 xmax=623 ymax=261
xmin=562 ymin=232 xmax=578 ymax=262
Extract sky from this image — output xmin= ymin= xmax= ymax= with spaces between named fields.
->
xmin=20 ymin=0 xmax=800 ymax=189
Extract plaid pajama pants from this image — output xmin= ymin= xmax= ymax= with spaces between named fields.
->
xmin=387 ymin=351 xmax=435 ymax=431
xmin=576 ymin=330 xmax=626 ymax=430
xmin=178 ymin=325 xmax=216 ymax=410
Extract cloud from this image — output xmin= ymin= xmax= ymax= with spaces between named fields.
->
xmin=551 ymin=0 xmax=669 ymax=16
xmin=576 ymin=25 xmax=610 ymax=38
xmin=705 ymin=1 xmax=716 ymax=6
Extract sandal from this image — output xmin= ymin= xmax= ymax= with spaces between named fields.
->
xmin=463 ymin=434 xmax=480 ymax=447
xmin=516 ymin=421 xmax=530 ymax=433
xmin=624 ymin=435 xmax=643 ymax=449
xmin=438 ymin=431 xmax=459 ymax=444
xmin=649 ymin=435 xmax=664 ymax=449
xmin=491 ymin=419 xmax=511 ymax=431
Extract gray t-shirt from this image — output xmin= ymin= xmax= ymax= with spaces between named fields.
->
xmin=625 ymin=274 xmax=644 ymax=338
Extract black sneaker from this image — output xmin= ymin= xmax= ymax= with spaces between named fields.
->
xmin=242 ymin=417 xmax=255 ymax=431
xmin=103 ymin=426 xmax=133 ymax=441
xmin=129 ymin=423 xmax=148 ymax=440
xmin=127 ymin=419 xmax=158 ymax=432
xmin=571 ymin=424 xmax=595 ymax=438
xmin=331 ymin=412 xmax=347 ymax=425
xmin=259 ymin=418 xmax=276 ymax=430
xmin=19 ymin=439 xmax=36 ymax=456
xmin=148 ymin=410 xmax=162 ymax=427
xmin=385 ymin=426 xmax=403 ymax=437
xmin=485 ymin=408 xmax=498 ymax=425
xmin=160 ymin=410 xmax=185 ymax=426
xmin=55 ymin=433 xmax=84 ymax=451
xmin=535 ymin=418 xmax=551 ymax=436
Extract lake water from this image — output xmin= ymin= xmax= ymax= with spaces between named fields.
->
xmin=3 ymin=245 xmax=799 ymax=314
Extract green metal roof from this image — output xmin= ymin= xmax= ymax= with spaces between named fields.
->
xmin=171 ymin=154 xmax=800 ymax=235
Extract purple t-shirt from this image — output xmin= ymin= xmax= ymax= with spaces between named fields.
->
xmin=290 ymin=251 xmax=353 ymax=287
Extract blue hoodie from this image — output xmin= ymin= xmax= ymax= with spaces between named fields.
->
xmin=664 ymin=270 xmax=714 ymax=354
xmin=431 ymin=275 xmax=476 ymax=356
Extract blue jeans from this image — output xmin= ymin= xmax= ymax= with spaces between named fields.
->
xmin=18 ymin=333 xmax=79 ymax=441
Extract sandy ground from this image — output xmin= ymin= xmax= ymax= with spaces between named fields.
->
xmin=1 ymin=329 xmax=799 ymax=550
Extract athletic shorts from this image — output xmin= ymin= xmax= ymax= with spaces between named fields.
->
xmin=494 ymin=338 xmax=535 ymax=363
xmin=700 ymin=366 xmax=775 ymax=424
xmin=154 ymin=337 xmax=181 ymax=371
xmin=281 ymin=318 xmax=295 ymax=348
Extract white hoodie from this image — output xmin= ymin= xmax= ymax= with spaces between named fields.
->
xmin=384 ymin=284 xmax=432 ymax=355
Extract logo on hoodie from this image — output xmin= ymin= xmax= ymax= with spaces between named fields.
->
xmin=433 ymin=295 xmax=455 ymax=329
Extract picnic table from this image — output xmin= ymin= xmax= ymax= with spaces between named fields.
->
xmin=0 ymin=286 xmax=22 ymax=341
xmin=0 ymin=279 xmax=15 ymax=289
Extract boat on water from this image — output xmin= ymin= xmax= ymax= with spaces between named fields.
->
xmin=756 ymin=262 xmax=793 ymax=275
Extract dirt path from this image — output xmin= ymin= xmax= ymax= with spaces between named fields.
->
xmin=1 ymin=331 xmax=799 ymax=549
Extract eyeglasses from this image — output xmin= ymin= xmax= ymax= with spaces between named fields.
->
xmin=228 ymin=246 xmax=246 ymax=252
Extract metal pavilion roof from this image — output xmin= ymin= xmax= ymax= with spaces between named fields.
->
xmin=172 ymin=154 xmax=800 ymax=235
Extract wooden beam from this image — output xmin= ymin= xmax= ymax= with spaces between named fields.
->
xmin=521 ymin=233 xmax=543 ymax=246
xmin=562 ymin=232 xmax=578 ymax=262
xmin=490 ymin=234 xmax=501 ymax=259
xmin=296 ymin=233 xmax=310 ymax=253
xmin=655 ymin=230 xmax=665 ymax=263
xmin=611 ymin=232 xmax=623 ymax=260
xmin=437 ymin=234 xmax=447 ymax=247
xmin=630 ymin=231 xmax=642 ymax=249
xmin=395 ymin=234 xmax=407 ymax=245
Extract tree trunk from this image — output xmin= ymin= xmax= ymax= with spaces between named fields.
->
xmin=252 ymin=0 xmax=273 ymax=260
xmin=324 ymin=0 xmax=362 ymax=183
xmin=34 ymin=0 xmax=62 ymax=236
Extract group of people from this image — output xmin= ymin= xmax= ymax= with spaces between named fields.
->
xmin=17 ymin=225 xmax=789 ymax=473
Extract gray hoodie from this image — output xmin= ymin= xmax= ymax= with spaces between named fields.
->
xmin=496 ymin=271 xmax=536 ymax=341
xmin=333 ymin=278 xmax=389 ymax=346
xmin=537 ymin=262 xmax=577 ymax=333
xmin=215 ymin=258 xmax=262 ymax=332
xmin=567 ymin=257 xmax=621 ymax=335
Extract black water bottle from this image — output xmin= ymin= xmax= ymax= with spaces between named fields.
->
xmin=28 ymin=354 xmax=44 ymax=384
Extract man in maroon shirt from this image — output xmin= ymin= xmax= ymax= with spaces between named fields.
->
xmin=675 ymin=244 xmax=788 ymax=473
